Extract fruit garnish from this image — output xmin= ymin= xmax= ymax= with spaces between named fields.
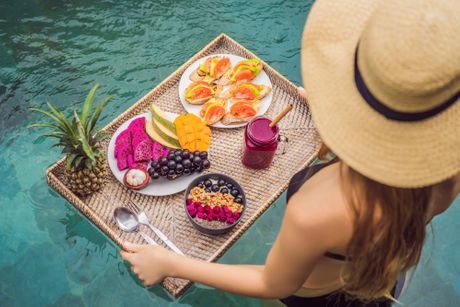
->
xmin=191 ymin=56 xmax=231 ymax=82
xmin=174 ymin=113 xmax=211 ymax=152
xmin=184 ymin=81 xmax=214 ymax=105
xmin=123 ymin=168 xmax=149 ymax=190
xmin=225 ymin=82 xmax=272 ymax=100
xmin=220 ymin=59 xmax=263 ymax=85
xmin=203 ymin=103 xmax=226 ymax=125
xmin=147 ymin=105 xmax=181 ymax=149
xmin=221 ymin=100 xmax=262 ymax=125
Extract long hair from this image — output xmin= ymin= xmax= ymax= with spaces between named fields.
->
xmin=340 ymin=165 xmax=432 ymax=301
xmin=317 ymin=144 xmax=445 ymax=301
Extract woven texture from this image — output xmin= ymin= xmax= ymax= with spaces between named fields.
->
xmin=46 ymin=33 xmax=321 ymax=297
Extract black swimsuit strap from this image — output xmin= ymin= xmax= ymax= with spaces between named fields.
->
xmin=287 ymin=157 xmax=347 ymax=261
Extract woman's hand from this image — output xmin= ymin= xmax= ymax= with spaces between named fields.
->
xmin=120 ymin=242 xmax=177 ymax=287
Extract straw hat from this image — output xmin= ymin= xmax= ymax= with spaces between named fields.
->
xmin=301 ymin=0 xmax=460 ymax=188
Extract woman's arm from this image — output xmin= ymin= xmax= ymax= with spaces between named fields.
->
xmin=121 ymin=191 xmax=341 ymax=298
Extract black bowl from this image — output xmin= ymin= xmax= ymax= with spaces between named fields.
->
xmin=184 ymin=173 xmax=246 ymax=235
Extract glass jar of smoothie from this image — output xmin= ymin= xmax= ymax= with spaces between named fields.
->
xmin=242 ymin=116 xmax=280 ymax=169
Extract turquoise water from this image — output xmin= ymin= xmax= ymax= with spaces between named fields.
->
xmin=0 ymin=0 xmax=459 ymax=306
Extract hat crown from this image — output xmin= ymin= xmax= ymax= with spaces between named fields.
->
xmin=358 ymin=0 xmax=460 ymax=113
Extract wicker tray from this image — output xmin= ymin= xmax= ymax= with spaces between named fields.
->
xmin=45 ymin=33 xmax=321 ymax=298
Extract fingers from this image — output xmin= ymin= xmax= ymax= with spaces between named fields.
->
xmin=120 ymin=250 xmax=134 ymax=262
xmin=297 ymin=86 xmax=307 ymax=99
xmin=123 ymin=241 xmax=144 ymax=252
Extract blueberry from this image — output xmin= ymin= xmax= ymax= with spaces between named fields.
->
xmin=148 ymin=167 xmax=154 ymax=175
xmin=197 ymin=183 xmax=205 ymax=189
xmin=199 ymin=151 xmax=208 ymax=159
xmin=205 ymin=187 xmax=212 ymax=193
xmin=168 ymin=169 xmax=175 ymax=176
xmin=182 ymin=159 xmax=192 ymax=169
xmin=226 ymin=183 xmax=233 ymax=190
xmin=234 ymin=196 xmax=243 ymax=204
xmin=204 ymin=179 xmax=212 ymax=187
xmin=194 ymin=150 xmax=201 ymax=157
xmin=218 ymin=179 xmax=226 ymax=186
xmin=230 ymin=189 xmax=239 ymax=197
xmin=174 ymin=156 xmax=182 ymax=163
xmin=183 ymin=168 xmax=191 ymax=175
xmin=151 ymin=172 xmax=160 ymax=180
xmin=167 ymin=160 xmax=176 ymax=170
xmin=211 ymin=184 xmax=219 ymax=192
xmin=220 ymin=187 xmax=229 ymax=194
xmin=159 ymin=156 xmax=168 ymax=166
xmin=196 ymin=165 xmax=203 ymax=173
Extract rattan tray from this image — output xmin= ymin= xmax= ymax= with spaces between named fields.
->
xmin=45 ymin=33 xmax=321 ymax=298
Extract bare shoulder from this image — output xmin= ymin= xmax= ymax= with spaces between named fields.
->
xmin=286 ymin=162 xmax=354 ymax=249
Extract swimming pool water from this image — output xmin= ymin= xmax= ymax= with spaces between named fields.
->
xmin=0 ymin=0 xmax=459 ymax=306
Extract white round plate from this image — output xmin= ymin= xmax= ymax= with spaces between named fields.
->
xmin=178 ymin=53 xmax=273 ymax=128
xmin=107 ymin=112 xmax=202 ymax=196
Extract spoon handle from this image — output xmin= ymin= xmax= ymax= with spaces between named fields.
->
xmin=139 ymin=231 xmax=158 ymax=245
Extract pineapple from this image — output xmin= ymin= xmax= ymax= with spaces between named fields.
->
xmin=30 ymin=84 xmax=113 ymax=196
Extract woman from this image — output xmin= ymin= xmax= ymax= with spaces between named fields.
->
xmin=121 ymin=0 xmax=460 ymax=305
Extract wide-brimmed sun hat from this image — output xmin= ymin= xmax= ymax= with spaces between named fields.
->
xmin=301 ymin=0 xmax=460 ymax=188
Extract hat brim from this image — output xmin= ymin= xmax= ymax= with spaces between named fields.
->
xmin=301 ymin=0 xmax=460 ymax=187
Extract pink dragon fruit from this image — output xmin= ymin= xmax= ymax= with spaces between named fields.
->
xmin=127 ymin=117 xmax=146 ymax=131
xmin=114 ymin=130 xmax=132 ymax=158
xmin=152 ymin=142 xmax=169 ymax=161
xmin=116 ymin=143 xmax=132 ymax=170
xmin=133 ymin=138 xmax=153 ymax=162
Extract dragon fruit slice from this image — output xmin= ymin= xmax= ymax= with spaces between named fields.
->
xmin=116 ymin=143 xmax=132 ymax=170
xmin=133 ymin=138 xmax=153 ymax=162
xmin=131 ymin=127 xmax=149 ymax=149
xmin=152 ymin=141 xmax=170 ymax=161
xmin=127 ymin=155 xmax=149 ymax=170
xmin=114 ymin=130 xmax=132 ymax=158
xmin=127 ymin=117 xmax=146 ymax=131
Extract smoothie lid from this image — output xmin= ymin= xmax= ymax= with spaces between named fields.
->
xmin=247 ymin=116 xmax=279 ymax=145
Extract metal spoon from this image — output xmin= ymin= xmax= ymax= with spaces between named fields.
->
xmin=113 ymin=207 xmax=157 ymax=245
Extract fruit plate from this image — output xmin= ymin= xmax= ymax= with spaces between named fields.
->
xmin=178 ymin=53 xmax=273 ymax=128
xmin=107 ymin=112 xmax=202 ymax=196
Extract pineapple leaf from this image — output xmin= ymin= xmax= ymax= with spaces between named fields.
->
xmin=85 ymin=158 xmax=95 ymax=170
xmin=27 ymin=123 xmax=61 ymax=130
xmin=30 ymin=108 xmax=66 ymax=128
xmin=29 ymin=107 xmax=73 ymax=137
xmin=49 ymin=143 xmax=66 ymax=150
xmin=66 ymin=154 xmax=77 ymax=169
xmin=92 ymin=130 xmax=110 ymax=144
xmin=74 ymin=108 xmax=96 ymax=162
xmin=46 ymin=102 xmax=76 ymax=138
xmin=81 ymin=84 xmax=100 ymax=127
xmin=33 ymin=132 xmax=64 ymax=144
xmin=87 ymin=95 xmax=113 ymax=134
xmin=74 ymin=156 xmax=84 ymax=169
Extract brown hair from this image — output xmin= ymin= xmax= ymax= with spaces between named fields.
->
xmin=317 ymin=144 xmax=436 ymax=301
xmin=341 ymin=165 xmax=432 ymax=301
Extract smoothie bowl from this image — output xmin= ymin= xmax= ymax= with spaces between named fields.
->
xmin=184 ymin=173 xmax=246 ymax=235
